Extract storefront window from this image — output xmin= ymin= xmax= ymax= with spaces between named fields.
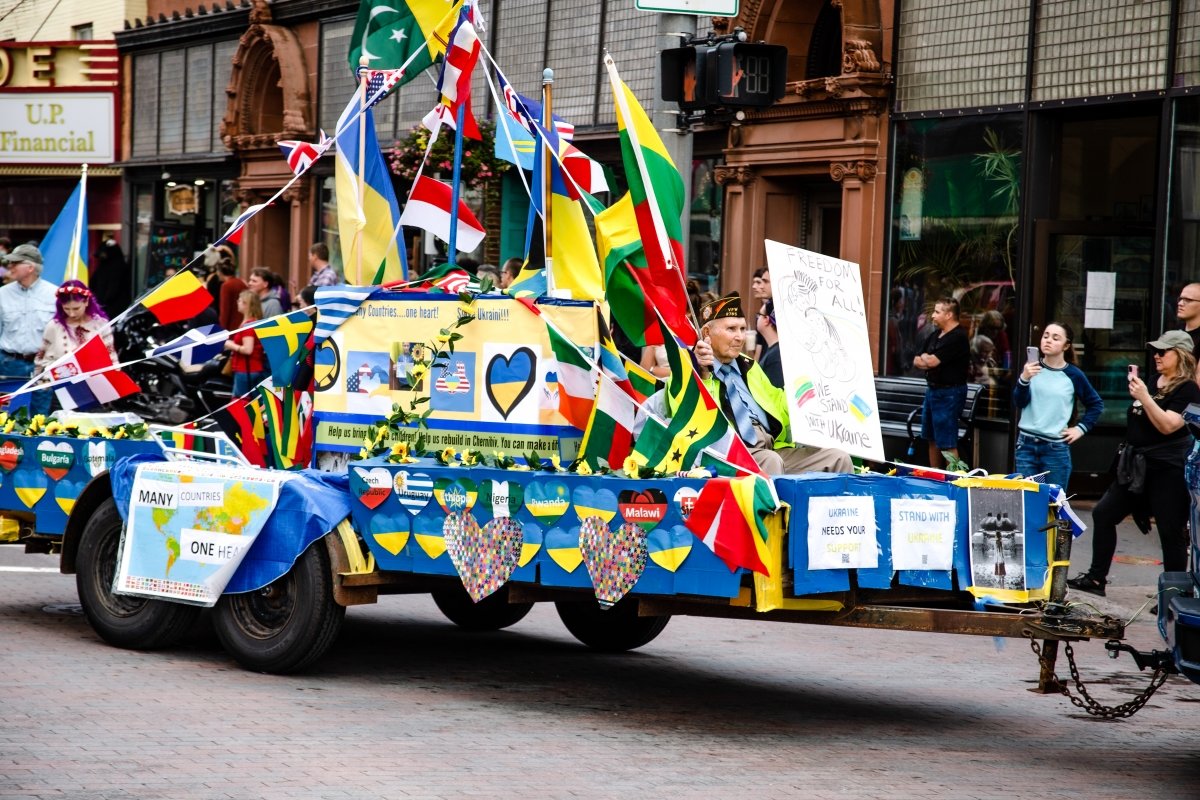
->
xmin=689 ymin=157 xmax=722 ymax=295
xmin=886 ymin=115 xmax=1023 ymax=420
xmin=1167 ymin=96 xmax=1200 ymax=304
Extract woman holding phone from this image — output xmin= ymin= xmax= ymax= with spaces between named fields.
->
xmin=1067 ymin=330 xmax=1199 ymax=596
xmin=1012 ymin=322 xmax=1103 ymax=490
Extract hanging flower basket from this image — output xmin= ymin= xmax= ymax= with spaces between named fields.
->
xmin=389 ymin=119 xmax=510 ymax=194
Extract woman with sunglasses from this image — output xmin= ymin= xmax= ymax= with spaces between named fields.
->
xmin=34 ymin=280 xmax=115 ymax=381
xmin=1068 ymin=330 xmax=1200 ymax=596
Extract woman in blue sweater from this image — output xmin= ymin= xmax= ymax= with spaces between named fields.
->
xmin=1012 ymin=322 xmax=1104 ymax=490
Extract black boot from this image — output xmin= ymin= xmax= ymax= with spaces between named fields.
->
xmin=1067 ymin=572 xmax=1106 ymax=597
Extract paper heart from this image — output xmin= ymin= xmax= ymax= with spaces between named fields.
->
xmin=525 ymin=480 xmax=570 ymax=525
xmin=350 ymin=466 xmax=392 ymax=509
xmin=580 ymin=518 xmax=647 ymax=607
xmin=369 ymin=514 xmax=409 ymax=556
xmin=434 ymin=477 xmax=477 ymax=514
xmin=445 ymin=513 xmax=523 ymax=602
xmin=13 ymin=469 xmax=47 ymax=509
xmin=647 ymin=525 xmax=694 ymax=572
xmin=543 ymin=526 xmax=582 ymax=573
xmin=572 ymin=485 xmax=618 ymax=524
xmin=54 ymin=479 xmax=83 ymax=515
xmin=0 ymin=440 xmax=24 ymax=472
xmin=517 ymin=523 xmax=542 ymax=567
xmin=84 ymin=441 xmax=116 ymax=477
xmin=37 ymin=440 xmax=75 ymax=481
xmin=618 ymin=487 xmax=668 ymax=532
xmin=673 ymin=486 xmax=700 ymax=521
xmin=485 ymin=347 xmax=536 ymax=419
xmin=393 ymin=470 xmax=433 ymax=516
xmin=478 ymin=479 xmax=523 ymax=519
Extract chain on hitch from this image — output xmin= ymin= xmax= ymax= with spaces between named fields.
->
xmin=1025 ymin=632 xmax=1174 ymax=720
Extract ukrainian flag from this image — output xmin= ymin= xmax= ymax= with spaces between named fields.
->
xmin=41 ymin=170 xmax=89 ymax=286
xmin=335 ymin=94 xmax=407 ymax=286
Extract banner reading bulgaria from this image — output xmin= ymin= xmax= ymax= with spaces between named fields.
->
xmin=115 ymin=461 xmax=293 ymax=606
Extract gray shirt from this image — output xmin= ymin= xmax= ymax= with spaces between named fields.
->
xmin=0 ymin=279 xmax=57 ymax=355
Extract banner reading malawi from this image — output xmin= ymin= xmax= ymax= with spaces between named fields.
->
xmin=115 ymin=461 xmax=292 ymax=606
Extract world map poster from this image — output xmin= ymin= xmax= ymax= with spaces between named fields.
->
xmin=115 ymin=462 xmax=292 ymax=606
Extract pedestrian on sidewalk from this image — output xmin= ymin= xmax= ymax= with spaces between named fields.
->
xmin=1069 ymin=330 xmax=1199 ymax=596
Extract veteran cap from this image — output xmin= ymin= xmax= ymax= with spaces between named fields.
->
xmin=700 ymin=292 xmax=743 ymax=323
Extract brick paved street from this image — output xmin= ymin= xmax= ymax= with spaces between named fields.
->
xmin=1 ymin=513 xmax=1197 ymax=800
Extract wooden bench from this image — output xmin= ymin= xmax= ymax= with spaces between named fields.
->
xmin=873 ymin=376 xmax=985 ymax=466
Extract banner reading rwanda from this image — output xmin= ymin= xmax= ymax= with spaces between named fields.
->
xmin=766 ymin=240 xmax=884 ymax=462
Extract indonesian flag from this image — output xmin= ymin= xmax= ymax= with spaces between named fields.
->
xmin=49 ymin=335 xmax=140 ymax=411
xmin=398 ymin=175 xmax=486 ymax=252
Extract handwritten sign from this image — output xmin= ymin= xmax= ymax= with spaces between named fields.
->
xmin=806 ymin=495 xmax=877 ymax=570
xmin=766 ymin=240 xmax=884 ymax=461
xmin=889 ymin=498 xmax=955 ymax=571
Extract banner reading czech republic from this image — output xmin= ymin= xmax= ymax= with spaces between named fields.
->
xmin=115 ymin=461 xmax=293 ymax=606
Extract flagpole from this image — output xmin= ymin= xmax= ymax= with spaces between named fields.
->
xmin=355 ymin=57 xmax=369 ymax=286
xmin=542 ymin=67 xmax=555 ymax=295
xmin=447 ymin=102 xmax=466 ymax=265
xmin=71 ymin=163 xmax=88 ymax=284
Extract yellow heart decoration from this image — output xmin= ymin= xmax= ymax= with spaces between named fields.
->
xmin=547 ymin=547 xmax=583 ymax=573
xmin=649 ymin=544 xmax=692 ymax=573
xmin=518 ymin=541 xmax=541 ymax=568
xmin=414 ymin=532 xmax=447 ymax=559
xmin=372 ymin=531 xmax=409 ymax=556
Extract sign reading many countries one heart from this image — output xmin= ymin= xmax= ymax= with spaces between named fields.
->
xmin=581 ymin=518 xmax=647 ymax=607
xmin=445 ymin=514 xmax=523 ymax=601
xmin=37 ymin=441 xmax=75 ymax=481
xmin=0 ymin=440 xmax=23 ymax=472
xmin=393 ymin=470 xmax=433 ymax=515
xmin=350 ymin=466 xmax=392 ymax=509
xmin=478 ymin=479 xmax=523 ymax=518
xmin=618 ymin=488 xmax=667 ymax=532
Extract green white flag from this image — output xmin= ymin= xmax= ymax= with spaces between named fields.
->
xmin=347 ymin=0 xmax=462 ymax=80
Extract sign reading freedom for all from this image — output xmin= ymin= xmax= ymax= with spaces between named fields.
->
xmin=115 ymin=462 xmax=292 ymax=606
xmin=765 ymin=240 xmax=884 ymax=462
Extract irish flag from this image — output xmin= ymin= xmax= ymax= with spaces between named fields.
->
xmin=544 ymin=322 xmax=595 ymax=430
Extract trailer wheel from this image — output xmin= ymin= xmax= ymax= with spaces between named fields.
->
xmin=431 ymin=585 xmax=534 ymax=631
xmin=555 ymin=598 xmax=670 ymax=652
xmin=212 ymin=540 xmax=344 ymax=674
xmin=75 ymin=497 xmax=200 ymax=650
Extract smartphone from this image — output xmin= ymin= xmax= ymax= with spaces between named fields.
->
xmin=1129 ymin=364 xmax=1139 ymax=380
xmin=1026 ymin=346 xmax=1039 ymax=364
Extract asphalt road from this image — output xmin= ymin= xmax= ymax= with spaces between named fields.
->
xmin=0 ymin=513 xmax=1197 ymax=800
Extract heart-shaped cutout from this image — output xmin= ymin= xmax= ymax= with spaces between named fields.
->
xmin=525 ymin=480 xmax=570 ymax=525
xmin=543 ymin=526 xmax=582 ymax=573
xmin=445 ymin=514 xmax=523 ymax=601
xmin=393 ymin=470 xmax=433 ymax=516
xmin=14 ymin=469 xmax=47 ymax=509
xmin=674 ymin=486 xmax=700 ymax=521
xmin=647 ymin=525 xmax=694 ymax=572
xmin=618 ymin=488 xmax=668 ymax=532
xmin=485 ymin=347 xmax=536 ymax=419
xmin=0 ymin=440 xmax=24 ymax=472
xmin=84 ymin=441 xmax=116 ymax=477
xmin=572 ymin=485 xmax=618 ymax=524
xmin=54 ymin=478 xmax=83 ymax=515
xmin=518 ymin=523 xmax=542 ymax=567
xmin=37 ymin=440 xmax=75 ymax=481
xmin=434 ymin=477 xmax=477 ymax=514
xmin=581 ymin=519 xmax=647 ymax=607
xmin=350 ymin=466 xmax=392 ymax=509
xmin=478 ymin=479 xmax=523 ymax=518
xmin=369 ymin=513 xmax=409 ymax=556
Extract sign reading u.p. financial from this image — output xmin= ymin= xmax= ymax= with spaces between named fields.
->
xmin=0 ymin=93 xmax=115 ymax=164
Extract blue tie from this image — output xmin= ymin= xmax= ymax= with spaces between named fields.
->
xmin=718 ymin=363 xmax=759 ymax=443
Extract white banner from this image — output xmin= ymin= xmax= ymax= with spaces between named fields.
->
xmin=889 ymin=498 xmax=956 ymax=571
xmin=806 ymin=495 xmax=877 ymax=570
xmin=0 ymin=93 xmax=115 ymax=164
xmin=766 ymin=240 xmax=885 ymax=461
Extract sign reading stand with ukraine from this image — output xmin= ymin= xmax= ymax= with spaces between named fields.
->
xmin=766 ymin=240 xmax=884 ymax=462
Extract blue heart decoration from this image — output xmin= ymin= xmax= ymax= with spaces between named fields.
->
xmin=571 ymin=485 xmax=619 ymax=524
xmin=485 ymin=347 xmax=536 ymax=419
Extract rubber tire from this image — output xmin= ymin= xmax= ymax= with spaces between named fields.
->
xmin=75 ymin=497 xmax=201 ymax=650
xmin=212 ymin=540 xmax=344 ymax=674
xmin=431 ymin=585 xmax=534 ymax=631
xmin=554 ymin=597 xmax=670 ymax=652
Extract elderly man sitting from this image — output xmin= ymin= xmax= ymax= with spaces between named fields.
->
xmin=636 ymin=293 xmax=853 ymax=476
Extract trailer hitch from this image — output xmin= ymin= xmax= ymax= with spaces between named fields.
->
xmin=1104 ymin=640 xmax=1178 ymax=674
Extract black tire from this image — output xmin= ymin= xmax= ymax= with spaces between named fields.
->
xmin=431 ymin=585 xmax=534 ymax=631
xmin=554 ymin=597 xmax=670 ymax=652
xmin=212 ymin=540 xmax=344 ymax=674
xmin=75 ymin=497 xmax=201 ymax=650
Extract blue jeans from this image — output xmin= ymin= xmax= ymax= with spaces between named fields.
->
xmin=232 ymin=370 xmax=267 ymax=398
xmin=921 ymin=384 xmax=967 ymax=449
xmin=0 ymin=353 xmax=51 ymax=417
xmin=1014 ymin=432 xmax=1072 ymax=490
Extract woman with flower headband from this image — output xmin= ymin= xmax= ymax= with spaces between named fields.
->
xmin=34 ymin=280 xmax=115 ymax=382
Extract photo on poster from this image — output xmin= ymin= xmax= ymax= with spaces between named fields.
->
xmin=430 ymin=352 xmax=477 ymax=414
xmin=967 ymin=487 xmax=1026 ymax=590
xmin=344 ymin=350 xmax=393 ymax=415
xmin=389 ymin=341 xmax=430 ymax=391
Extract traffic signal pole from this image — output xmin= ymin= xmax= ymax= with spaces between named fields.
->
xmin=654 ymin=13 xmax=694 ymax=273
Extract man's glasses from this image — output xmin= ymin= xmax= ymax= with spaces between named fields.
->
xmin=1180 ymin=296 xmax=1200 ymax=304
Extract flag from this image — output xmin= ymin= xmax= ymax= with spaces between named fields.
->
xmin=621 ymin=354 xmax=662 ymax=404
xmin=685 ymin=473 xmax=778 ymax=575
xmin=253 ymin=311 xmax=314 ymax=387
xmin=417 ymin=262 xmax=479 ymax=293
xmin=50 ymin=335 xmax=140 ymax=411
xmin=151 ymin=324 xmax=227 ymax=369
xmin=216 ymin=202 xmax=267 ymax=246
xmin=435 ymin=6 xmax=481 ymax=121
xmin=256 ymin=386 xmax=312 ymax=469
xmin=560 ymin=141 xmax=608 ymax=197
xmin=314 ymin=284 xmax=377 ymax=348
xmin=358 ymin=67 xmax=406 ymax=108
xmin=597 ymin=194 xmax=695 ymax=347
xmin=494 ymin=110 xmax=536 ymax=170
xmin=335 ymin=95 xmax=407 ymax=285
xmin=205 ymin=398 xmax=267 ymax=467
xmin=604 ymin=56 xmax=694 ymax=345
xmin=497 ymin=71 xmax=574 ymax=140
xmin=532 ymin=122 xmax=603 ymax=301
xmin=543 ymin=320 xmax=596 ymax=430
xmin=277 ymin=132 xmax=332 ymax=176
xmin=40 ymin=172 xmax=89 ymax=286
xmin=138 ymin=270 xmax=213 ymax=325
xmin=347 ymin=0 xmax=462 ymax=83
xmin=398 ymin=175 xmax=486 ymax=252
xmin=1051 ymin=486 xmax=1087 ymax=538
xmin=577 ymin=311 xmax=637 ymax=469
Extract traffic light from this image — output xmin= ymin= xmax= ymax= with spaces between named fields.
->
xmin=661 ymin=41 xmax=788 ymax=110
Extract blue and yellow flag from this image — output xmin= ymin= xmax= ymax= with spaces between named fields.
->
xmin=335 ymin=94 xmax=407 ymax=285
xmin=253 ymin=311 xmax=313 ymax=388
xmin=41 ymin=171 xmax=88 ymax=285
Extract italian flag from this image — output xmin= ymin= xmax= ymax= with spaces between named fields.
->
xmin=544 ymin=323 xmax=595 ymax=430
